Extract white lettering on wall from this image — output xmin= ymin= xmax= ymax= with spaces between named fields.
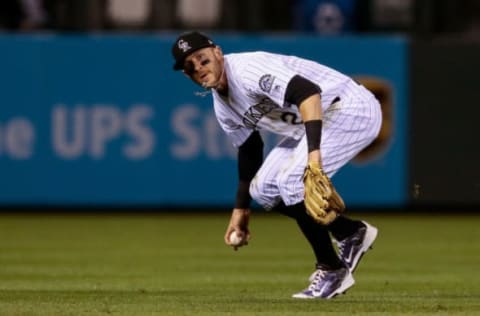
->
xmin=52 ymin=104 xmax=155 ymax=159
xmin=124 ymin=105 xmax=155 ymax=159
xmin=0 ymin=118 xmax=35 ymax=159
xmin=52 ymin=106 xmax=87 ymax=158
xmin=170 ymin=104 xmax=236 ymax=160
xmin=90 ymin=106 xmax=123 ymax=158
xmin=170 ymin=105 xmax=201 ymax=159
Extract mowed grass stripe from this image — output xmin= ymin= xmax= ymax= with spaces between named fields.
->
xmin=0 ymin=213 xmax=479 ymax=315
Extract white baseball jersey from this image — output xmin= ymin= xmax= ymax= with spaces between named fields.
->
xmin=212 ymin=52 xmax=382 ymax=209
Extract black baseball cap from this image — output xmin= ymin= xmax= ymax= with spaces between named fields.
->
xmin=172 ymin=31 xmax=215 ymax=71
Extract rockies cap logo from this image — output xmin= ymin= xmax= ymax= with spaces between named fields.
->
xmin=172 ymin=32 xmax=215 ymax=70
xmin=177 ymin=39 xmax=191 ymax=53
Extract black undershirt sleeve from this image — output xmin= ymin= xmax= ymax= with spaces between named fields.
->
xmin=285 ymin=75 xmax=321 ymax=106
xmin=285 ymin=75 xmax=323 ymax=153
xmin=235 ymin=131 xmax=263 ymax=208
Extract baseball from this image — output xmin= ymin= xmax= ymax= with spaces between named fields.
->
xmin=229 ymin=231 xmax=243 ymax=246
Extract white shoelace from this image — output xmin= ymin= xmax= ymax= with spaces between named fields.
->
xmin=308 ymin=269 xmax=326 ymax=291
xmin=337 ymin=240 xmax=347 ymax=256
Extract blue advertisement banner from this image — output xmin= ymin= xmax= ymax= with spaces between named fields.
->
xmin=0 ymin=34 xmax=408 ymax=207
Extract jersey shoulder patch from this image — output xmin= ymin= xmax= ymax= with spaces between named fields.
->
xmin=259 ymin=74 xmax=276 ymax=93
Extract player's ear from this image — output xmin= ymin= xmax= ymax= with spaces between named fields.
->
xmin=213 ymin=45 xmax=223 ymax=59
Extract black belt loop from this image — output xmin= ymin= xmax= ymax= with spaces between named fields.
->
xmin=330 ymin=96 xmax=341 ymax=105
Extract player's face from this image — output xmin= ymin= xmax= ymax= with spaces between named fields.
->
xmin=182 ymin=47 xmax=224 ymax=89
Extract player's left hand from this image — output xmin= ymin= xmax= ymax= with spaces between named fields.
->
xmin=303 ymin=161 xmax=345 ymax=225
xmin=224 ymin=208 xmax=251 ymax=250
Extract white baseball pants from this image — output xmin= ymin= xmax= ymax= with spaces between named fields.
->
xmin=249 ymin=88 xmax=382 ymax=210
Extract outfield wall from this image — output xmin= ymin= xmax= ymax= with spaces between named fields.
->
xmin=409 ymin=41 xmax=480 ymax=207
xmin=0 ymin=34 xmax=408 ymax=208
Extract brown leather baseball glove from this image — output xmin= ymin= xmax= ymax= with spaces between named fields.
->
xmin=303 ymin=161 xmax=345 ymax=225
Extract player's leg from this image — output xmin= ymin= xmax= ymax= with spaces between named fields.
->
xmin=250 ymin=137 xmax=341 ymax=268
xmin=274 ymin=201 xmax=344 ymax=270
xmin=248 ymin=136 xmax=296 ymax=210
xmin=274 ymin=201 xmax=354 ymax=299
xmin=273 ymin=93 xmax=382 ymax=272
xmin=250 ymin=139 xmax=354 ymax=298
xmin=320 ymin=94 xmax=382 ymax=271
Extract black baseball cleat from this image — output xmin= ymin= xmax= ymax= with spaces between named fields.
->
xmin=336 ymin=221 xmax=378 ymax=273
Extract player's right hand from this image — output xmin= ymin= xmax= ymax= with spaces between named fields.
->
xmin=224 ymin=208 xmax=251 ymax=250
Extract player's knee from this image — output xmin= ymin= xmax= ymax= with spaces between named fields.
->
xmin=249 ymin=177 xmax=283 ymax=210
xmin=249 ymin=175 xmax=275 ymax=202
xmin=249 ymin=177 xmax=262 ymax=202
xmin=276 ymin=173 xmax=304 ymax=204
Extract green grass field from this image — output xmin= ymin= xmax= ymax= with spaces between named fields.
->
xmin=0 ymin=212 xmax=479 ymax=316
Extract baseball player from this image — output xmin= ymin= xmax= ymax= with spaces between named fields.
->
xmin=172 ymin=31 xmax=380 ymax=299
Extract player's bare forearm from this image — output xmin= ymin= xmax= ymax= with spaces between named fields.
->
xmin=308 ymin=149 xmax=321 ymax=165
xmin=228 ymin=208 xmax=251 ymax=235
xmin=299 ymin=93 xmax=322 ymax=121
xmin=299 ymin=94 xmax=323 ymax=164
